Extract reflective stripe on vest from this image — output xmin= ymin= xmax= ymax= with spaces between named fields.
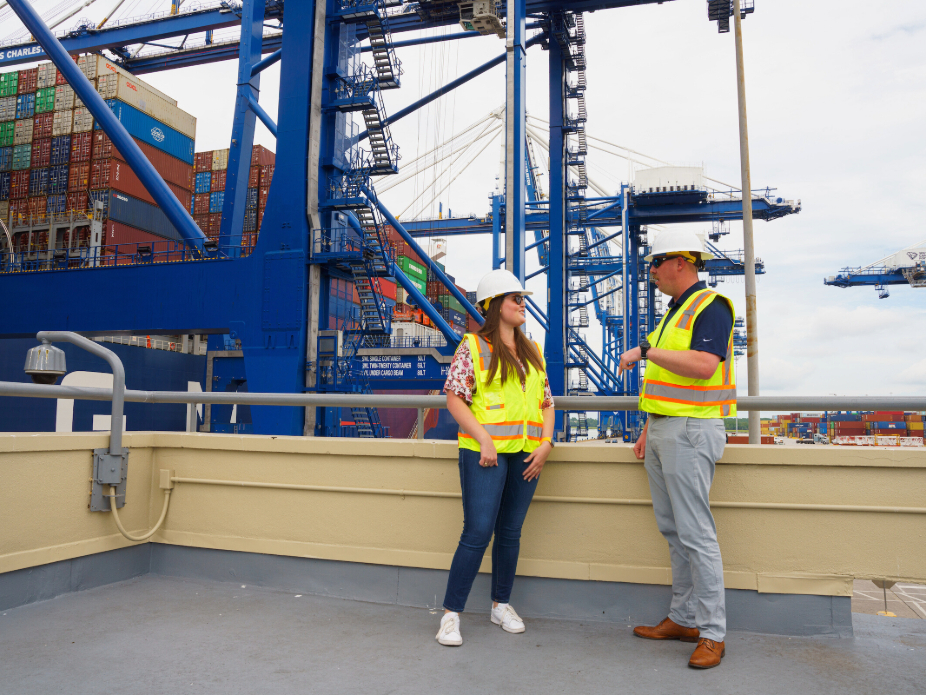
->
xmin=458 ymin=333 xmax=547 ymax=453
xmin=640 ymin=289 xmax=737 ymax=419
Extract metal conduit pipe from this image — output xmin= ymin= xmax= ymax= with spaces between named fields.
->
xmin=6 ymin=0 xmax=207 ymax=252
xmin=109 ymin=486 xmax=172 ymax=542
xmin=170 ymin=477 xmax=926 ymax=515
xmin=4 ymin=380 xmax=926 ymax=413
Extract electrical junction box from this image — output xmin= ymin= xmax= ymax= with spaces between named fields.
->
xmin=90 ymin=448 xmax=129 ymax=512
xmin=458 ymin=2 xmax=506 ymax=38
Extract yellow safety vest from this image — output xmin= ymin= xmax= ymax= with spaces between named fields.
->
xmin=640 ymin=288 xmax=737 ymax=418
xmin=458 ymin=333 xmax=547 ymax=453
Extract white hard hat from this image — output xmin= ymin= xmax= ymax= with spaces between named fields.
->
xmin=644 ymin=228 xmax=714 ymax=262
xmin=475 ymin=269 xmax=531 ymax=308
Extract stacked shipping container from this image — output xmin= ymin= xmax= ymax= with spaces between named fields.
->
xmin=0 ymin=55 xmax=197 ymax=254
xmin=191 ymin=144 xmax=275 ymax=245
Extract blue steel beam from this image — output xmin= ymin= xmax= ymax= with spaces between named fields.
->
xmin=6 ymin=0 xmax=206 ymax=251
xmin=247 ymin=94 xmax=278 ymax=136
xmin=220 ymin=0 xmax=266 ymax=250
xmin=506 ymin=0 xmax=528 ymax=284
xmin=0 ymin=7 xmax=242 ymax=68
xmin=126 ymin=35 xmax=283 ymax=74
xmin=250 ymin=47 xmax=282 ymax=76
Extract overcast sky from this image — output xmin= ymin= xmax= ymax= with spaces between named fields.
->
xmin=3 ymin=0 xmax=924 ymax=398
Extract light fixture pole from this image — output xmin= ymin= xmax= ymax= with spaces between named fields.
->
xmin=732 ymin=0 xmax=760 ymax=444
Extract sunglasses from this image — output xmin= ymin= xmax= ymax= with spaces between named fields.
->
xmin=507 ymin=294 xmax=525 ymax=305
xmin=650 ymin=255 xmax=687 ymax=269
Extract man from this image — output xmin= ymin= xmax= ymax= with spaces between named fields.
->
xmin=618 ymin=229 xmax=735 ymax=670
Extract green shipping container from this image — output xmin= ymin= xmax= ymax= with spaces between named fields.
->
xmin=0 ymin=121 xmax=13 ymax=147
xmin=0 ymin=72 xmax=17 ymax=98
xmin=447 ymin=296 xmax=465 ymax=314
xmin=35 ymin=86 xmax=54 ymax=114
xmin=396 ymin=255 xmax=427 ymax=282
xmin=405 ymin=275 xmax=426 ymax=294
xmin=12 ymin=143 xmax=30 ymax=170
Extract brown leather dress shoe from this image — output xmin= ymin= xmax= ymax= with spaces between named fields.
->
xmin=632 ymin=617 xmax=700 ymax=643
xmin=688 ymin=638 xmax=725 ymax=669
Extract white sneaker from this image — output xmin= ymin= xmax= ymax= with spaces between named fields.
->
xmin=436 ymin=612 xmax=463 ymax=646
xmin=491 ymin=603 xmax=525 ymax=634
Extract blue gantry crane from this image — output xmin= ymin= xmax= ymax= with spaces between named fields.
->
xmin=825 ymin=241 xmax=926 ymax=299
xmin=0 ymin=0 xmax=799 ymax=440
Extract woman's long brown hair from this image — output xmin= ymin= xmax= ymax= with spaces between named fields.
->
xmin=476 ymin=295 xmax=545 ymax=386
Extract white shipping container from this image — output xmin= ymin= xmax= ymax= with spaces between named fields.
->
xmin=72 ymin=108 xmax=93 ymax=133
xmin=54 ymin=85 xmax=74 ymax=111
xmin=0 ymin=96 xmax=15 ymax=121
xmin=634 ymin=165 xmax=704 ymax=193
xmin=78 ymin=55 xmax=97 ymax=80
xmin=212 ymin=148 xmax=229 ymax=171
xmin=37 ymin=62 xmax=57 ymax=88
xmin=52 ymin=109 xmax=73 ymax=136
xmin=13 ymin=118 xmax=33 ymax=145
xmin=391 ymin=320 xmax=444 ymax=342
xmin=93 ymin=57 xmax=177 ymax=106
xmin=0 ymin=200 xmax=9 ymax=225
xmin=96 ymin=72 xmax=196 ymax=139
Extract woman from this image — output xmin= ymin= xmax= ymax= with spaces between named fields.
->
xmin=436 ymin=269 xmax=556 ymax=647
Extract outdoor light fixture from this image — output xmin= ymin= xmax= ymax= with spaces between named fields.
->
xmin=23 ymin=339 xmax=67 ymax=385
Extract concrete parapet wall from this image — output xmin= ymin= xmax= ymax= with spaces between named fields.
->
xmin=2 ymin=433 xmax=925 ymax=599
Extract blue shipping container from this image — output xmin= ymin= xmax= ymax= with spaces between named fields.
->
xmin=189 ymin=195 xmax=195 ymax=215
xmin=11 ymin=143 xmax=30 ymax=170
xmin=194 ymin=171 xmax=211 ymax=194
xmin=0 ymin=146 xmax=11 ymax=172
xmin=209 ymin=191 xmax=224 ymax=213
xmin=243 ymin=206 xmax=257 ymax=232
xmin=874 ymin=421 xmax=905 ymax=429
xmin=0 ymin=171 xmax=10 ymax=199
xmin=29 ymin=167 xmax=49 ymax=197
xmin=90 ymin=189 xmax=186 ymax=242
xmin=95 ymin=100 xmax=194 ymax=165
xmin=15 ymin=94 xmax=35 ymax=120
xmin=48 ymin=164 xmax=68 ymax=194
xmin=246 ymin=187 xmax=258 ymax=208
xmin=46 ymin=193 xmax=66 ymax=215
xmin=50 ymin=135 xmax=70 ymax=165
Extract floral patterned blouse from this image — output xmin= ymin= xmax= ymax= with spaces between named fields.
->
xmin=444 ymin=339 xmax=554 ymax=409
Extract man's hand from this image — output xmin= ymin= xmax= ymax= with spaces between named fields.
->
xmin=618 ymin=346 xmax=642 ymax=377
xmin=633 ymin=425 xmax=647 ymax=460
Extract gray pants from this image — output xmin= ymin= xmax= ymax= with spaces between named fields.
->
xmin=645 ymin=416 xmax=727 ymax=641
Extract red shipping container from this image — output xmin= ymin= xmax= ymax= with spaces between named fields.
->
xmin=248 ymin=166 xmax=260 ymax=188
xmin=257 ymin=208 xmax=265 ymax=229
xmin=260 ymin=164 xmax=274 ymax=186
xmin=71 ymin=132 xmax=92 ymax=163
xmin=10 ymin=170 xmax=29 ymax=199
xmin=17 ymin=68 xmax=37 ymax=94
xmin=91 ymin=158 xmax=192 ymax=210
xmin=33 ymin=112 xmax=54 ymax=140
xmin=211 ymin=169 xmax=226 ymax=191
xmin=194 ymin=151 xmax=212 ymax=172
xmin=92 ymin=132 xmax=193 ymax=191
xmin=10 ymin=198 xmax=28 ymax=223
xmin=68 ymin=161 xmax=90 ymax=192
xmin=257 ymin=186 xmax=270 ymax=210
xmin=209 ymin=212 xmax=221 ymax=233
xmin=193 ymin=194 xmax=210 ymax=215
xmin=251 ymin=144 xmax=275 ymax=167
xmin=67 ymin=190 xmax=88 ymax=211
xmin=55 ymin=68 xmax=68 ymax=86
xmin=28 ymin=196 xmax=47 ymax=219
xmin=378 ymin=279 xmax=397 ymax=302
xmin=31 ymin=138 xmax=51 ymax=168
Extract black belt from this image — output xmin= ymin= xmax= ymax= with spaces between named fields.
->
xmin=649 ymin=413 xmax=666 ymax=419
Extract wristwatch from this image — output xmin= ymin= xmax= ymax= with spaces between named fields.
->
xmin=639 ymin=338 xmax=651 ymax=360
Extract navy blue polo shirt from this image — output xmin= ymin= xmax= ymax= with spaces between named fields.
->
xmin=655 ymin=281 xmax=733 ymax=361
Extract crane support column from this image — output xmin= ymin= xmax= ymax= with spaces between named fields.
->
xmin=220 ymin=0 xmax=266 ymax=250
xmin=546 ymin=35 xmax=567 ymax=436
xmin=733 ymin=0 xmax=760 ymax=443
xmin=504 ymin=0 xmax=527 ymax=284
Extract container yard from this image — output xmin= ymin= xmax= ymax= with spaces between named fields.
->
xmin=753 ymin=411 xmax=926 ymax=446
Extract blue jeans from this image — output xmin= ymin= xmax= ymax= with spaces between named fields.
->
xmin=442 ymin=448 xmax=539 ymax=613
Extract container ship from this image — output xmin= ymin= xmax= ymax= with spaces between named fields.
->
xmin=0 ymin=55 xmax=478 ymax=439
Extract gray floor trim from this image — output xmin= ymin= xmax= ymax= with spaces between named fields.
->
xmin=0 ymin=545 xmax=150 ymax=612
xmin=150 ymin=544 xmax=853 ymax=637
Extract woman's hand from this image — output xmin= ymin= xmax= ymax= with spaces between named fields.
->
xmin=523 ymin=442 xmax=552 ymax=481
xmin=478 ymin=438 xmax=498 ymax=467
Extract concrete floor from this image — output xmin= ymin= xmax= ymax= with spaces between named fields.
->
xmin=852 ymin=580 xmax=926 ymax=620
xmin=1 ymin=576 xmax=924 ymax=695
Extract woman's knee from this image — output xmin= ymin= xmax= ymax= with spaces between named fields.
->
xmin=459 ymin=522 xmax=494 ymax=550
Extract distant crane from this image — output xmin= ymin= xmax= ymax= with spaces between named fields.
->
xmin=825 ymin=240 xmax=926 ymax=299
